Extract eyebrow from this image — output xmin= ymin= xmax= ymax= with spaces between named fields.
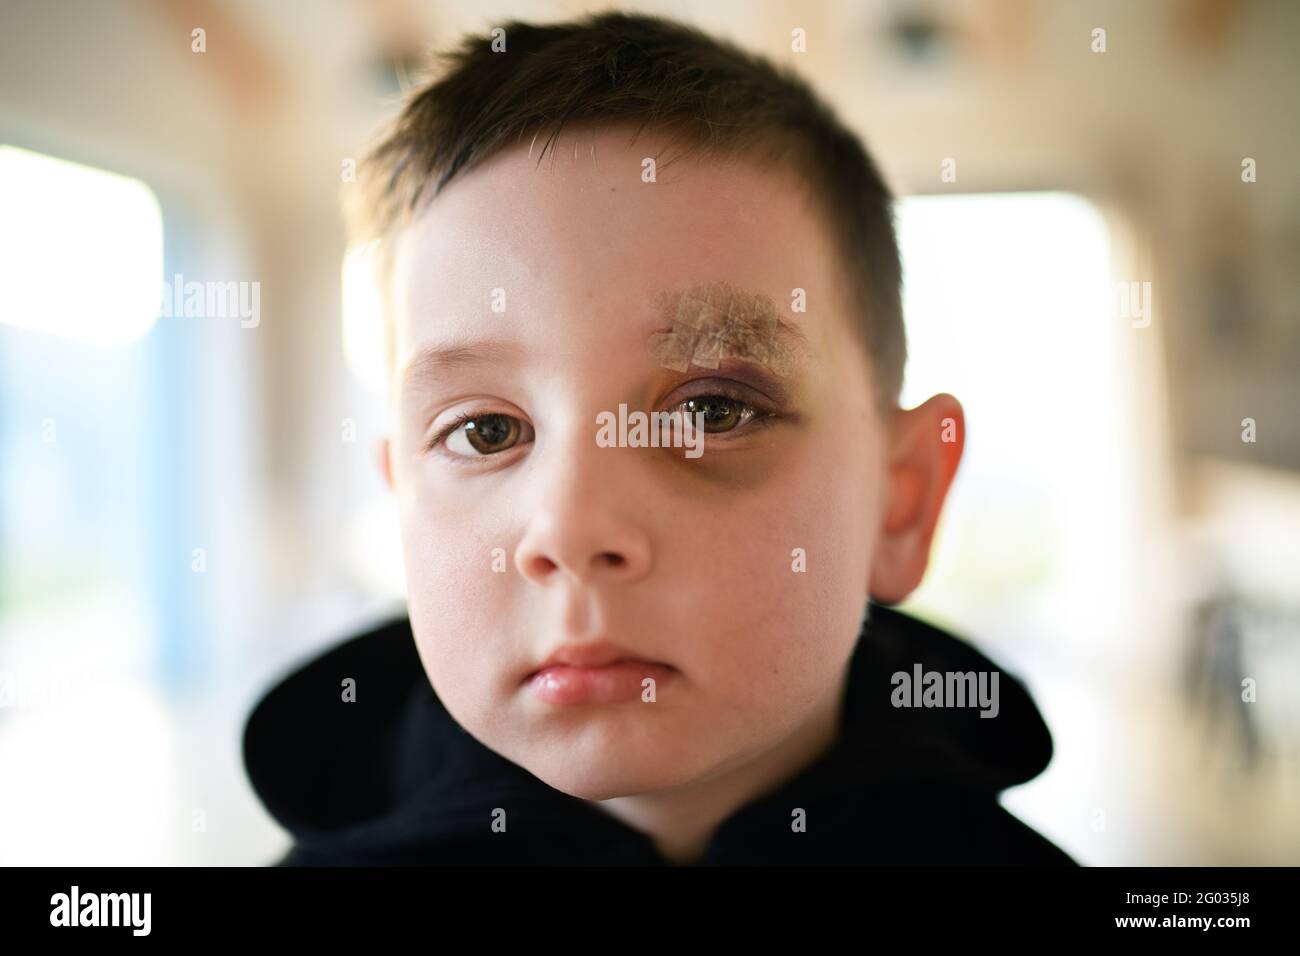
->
xmin=398 ymin=282 xmax=812 ymax=394
xmin=648 ymin=281 xmax=810 ymax=375
xmin=399 ymin=339 xmax=525 ymax=395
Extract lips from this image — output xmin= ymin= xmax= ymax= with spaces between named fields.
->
xmin=525 ymin=640 xmax=676 ymax=706
xmin=526 ymin=639 xmax=665 ymax=678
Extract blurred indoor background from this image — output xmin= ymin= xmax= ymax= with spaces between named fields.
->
xmin=1 ymin=0 xmax=1297 ymax=865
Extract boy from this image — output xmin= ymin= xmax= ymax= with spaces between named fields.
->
xmin=243 ymin=11 xmax=1075 ymax=866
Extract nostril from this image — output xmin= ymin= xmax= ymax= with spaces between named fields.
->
xmin=598 ymin=552 xmax=626 ymax=569
xmin=527 ymin=555 xmax=560 ymax=577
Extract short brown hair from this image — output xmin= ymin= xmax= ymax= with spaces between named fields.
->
xmin=348 ymin=10 xmax=906 ymax=409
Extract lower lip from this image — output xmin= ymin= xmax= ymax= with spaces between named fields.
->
xmin=527 ymin=661 xmax=676 ymax=706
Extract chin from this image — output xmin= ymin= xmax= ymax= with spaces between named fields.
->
xmin=524 ymin=746 xmax=711 ymax=802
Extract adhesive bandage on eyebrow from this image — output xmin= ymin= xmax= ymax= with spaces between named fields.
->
xmin=652 ymin=281 xmax=798 ymax=376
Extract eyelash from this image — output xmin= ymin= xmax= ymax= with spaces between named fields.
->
xmin=423 ymin=384 xmax=779 ymax=459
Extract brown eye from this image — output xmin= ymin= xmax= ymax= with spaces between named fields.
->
xmin=445 ymin=414 xmax=527 ymax=456
xmin=681 ymin=395 xmax=752 ymax=433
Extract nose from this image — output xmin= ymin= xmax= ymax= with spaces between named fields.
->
xmin=514 ymin=445 xmax=653 ymax=588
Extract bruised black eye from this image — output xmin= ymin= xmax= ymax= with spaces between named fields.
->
xmin=445 ymin=414 xmax=528 ymax=456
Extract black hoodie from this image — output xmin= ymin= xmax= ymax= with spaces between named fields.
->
xmin=242 ymin=603 xmax=1078 ymax=865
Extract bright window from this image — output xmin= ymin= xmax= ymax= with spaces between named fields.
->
xmin=0 ymin=145 xmax=162 ymax=345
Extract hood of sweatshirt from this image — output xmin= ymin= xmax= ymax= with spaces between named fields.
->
xmin=242 ymin=602 xmax=1076 ymax=865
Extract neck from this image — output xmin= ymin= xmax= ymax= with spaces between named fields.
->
xmin=587 ymin=662 xmax=851 ymax=865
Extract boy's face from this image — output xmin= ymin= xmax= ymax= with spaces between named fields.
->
xmin=384 ymin=125 xmax=891 ymax=800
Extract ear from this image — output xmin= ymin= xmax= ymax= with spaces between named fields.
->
xmin=868 ymin=393 xmax=965 ymax=605
xmin=375 ymin=437 xmax=394 ymax=490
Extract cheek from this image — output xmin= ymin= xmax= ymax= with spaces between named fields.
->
xmin=395 ymin=452 xmax=518 ymax=609
xmin=400 ymin=494 xmax=502 ymax=613
xmin=398 ymin=493 xmax=517 ymax=723
xmin=663 ymin=433 xmax=876 ymax=709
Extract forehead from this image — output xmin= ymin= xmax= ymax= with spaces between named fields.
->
xmin=390 ymin=124 xmax=848 ymax=360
